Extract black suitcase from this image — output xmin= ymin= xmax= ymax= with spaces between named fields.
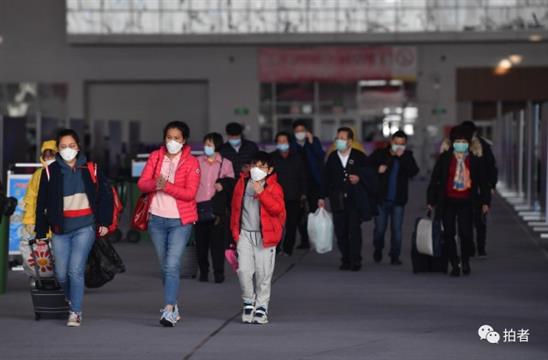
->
xmin=28 ymin=240 xmax=69 ymax=321
xmin=411 ymin=216 xmax=448 ymax=274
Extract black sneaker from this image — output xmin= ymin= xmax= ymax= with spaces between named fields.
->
xmin=478 ymin=249 xmax=487 ymax=258
xmin=462 ymin=260 xmax=471 ymax=275
xmin=214 ymin=273 xmax=225 ymax=284
xmin=450 ymin=265 xmax=461 ymax=277
xmin=350 ymin=264 xmax=362 ymax=271
xmin=390 ymin=257 xmax=402 ymax=265
xmin=373 ymin=249 xmax=382 ymax=263
xmin=199 ymin=272 xmax=208 ymax=282
xmin=296 ymin=243 xmax=310 ymax=250
xmin=253 ymin=307 xmax=268 ymax=325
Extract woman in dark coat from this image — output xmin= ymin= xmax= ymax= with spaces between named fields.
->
xmin=427 ymin=125 xmax=491 ymax=277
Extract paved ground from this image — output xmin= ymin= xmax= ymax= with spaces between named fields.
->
xmin=1 ymin=180 xmax=547 ymax=360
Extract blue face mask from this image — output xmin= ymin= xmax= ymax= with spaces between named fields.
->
xmin=276 ymin=143 xmax=290 ymax=152
xmin=229 ymin=138 xmax=241 ymax=147
xmin=335 ymin=139 xmax=348 ymax=152
xmin=453 ymin=142 xmax=469 ymax=153
xmin=204 ymin=145 xmax=215 ymax=157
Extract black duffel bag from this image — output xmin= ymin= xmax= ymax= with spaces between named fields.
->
xmin=85 ymin=237 xmax=126 ymax=288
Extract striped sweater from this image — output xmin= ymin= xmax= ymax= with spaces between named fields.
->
xmin=58 ymin=155 xmax=95 ymax=233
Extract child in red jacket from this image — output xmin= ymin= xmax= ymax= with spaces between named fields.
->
xmin=231 ymin=151 xmax=286 ymax=324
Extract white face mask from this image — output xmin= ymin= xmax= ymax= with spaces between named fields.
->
xmin=295 ymin=132 xmax=306 ymax=141
xmin=45 ymin=159 xmax=55 ymax=166
xmin=60 ymin=148 xmax=78 ymax=162
xmin=166 ymin=140 xmax=183 ymax=154
xmin=250 ymin=167 xmax=267 ymax=182
xmin=391 ymin=144 xmax=406 ymax=153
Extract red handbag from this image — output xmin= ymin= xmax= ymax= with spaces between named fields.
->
xmin=131 ymin=157 xmax=159 ymax=231
xmin=131 ymin=193 xmax=151 ymax=231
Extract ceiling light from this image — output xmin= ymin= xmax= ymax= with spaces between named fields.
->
xmin=508 ymin=54 xmax=523 ymax=65
xmin=529 ymin=34 xmax=542 ymax=42
xmin=498 ymin=59 xmax=512 ymax=69
xmin=359 ymin=80 xmax=387 ymax=87
xmin=494 ymin=58 xmax=512 ymax=75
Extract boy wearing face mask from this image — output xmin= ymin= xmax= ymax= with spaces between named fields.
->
xmin=427 ymin=125 xmax=491 ymax=277
xmin=270 ymin=131 xmax=307 ymax=256
xmin=367 ymin=131 xmax=419 ymax=265
xmin=22 ymin=140 xmax=58 ymax=237
xmin=230 ymin=152 xmax=286 ymax=324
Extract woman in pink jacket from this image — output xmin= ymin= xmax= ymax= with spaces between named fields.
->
xmin=137 ymin=121 xmax=200 ymax=327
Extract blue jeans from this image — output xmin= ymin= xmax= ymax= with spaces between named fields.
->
xmin=148 ymin=214 xmax=192 ymax=306
xmin=373 ymin=201 xmax=404 ymax=258
xmin=52 ymin=225 xmax=96 ymax=313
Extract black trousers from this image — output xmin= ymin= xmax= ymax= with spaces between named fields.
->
xmin=195 ymin=216 xmax=226 ymax=276
xmin=298 ymin=182 xmax=321 ymax=246
xmin=281 ymin=200 xmax=302 ymax=255
xmin=442 ymin=199 xmax=474 ymax=263
xmin=333 ymin=201 xmax=362 ymax=267
xmin=472 ymin=202 xmax=487 ymax=254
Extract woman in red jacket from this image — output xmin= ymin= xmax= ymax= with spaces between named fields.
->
xmin=137 ymin=121 xmax=200 ymax=327
xmin=231 ymin=151 xmax=286 ymax=325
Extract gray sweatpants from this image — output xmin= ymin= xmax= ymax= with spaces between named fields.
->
xmin=237 ymin=230 xmax=276 ymax=310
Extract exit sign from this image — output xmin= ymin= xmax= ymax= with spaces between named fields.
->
xmin=234 ymin=107 xmax=249 ymax=116
xmin=431 ymin=107 xmax=446 ymax=115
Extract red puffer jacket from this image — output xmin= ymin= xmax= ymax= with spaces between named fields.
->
xmin=231 ymin=173 xmax=286 ymax=248
xmin=137 ymin=145 xmax=200 ymax=225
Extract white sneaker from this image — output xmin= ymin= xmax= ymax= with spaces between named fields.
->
xmin=67 ymin=312 xmax=81 ymax=327
xmin=242 ymin=303 xmax=254 ymax=324
xmin=253 ymin=307 xmax=268 ymax=325
xmin=160 ymin=306 xmax=179 ymax=327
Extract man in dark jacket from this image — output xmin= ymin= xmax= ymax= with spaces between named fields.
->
xmin=461 ymin=121 xmax=498 ymax=257
xmin=271 ymin=131 xmax=307 ymax=256
xmin=220 ymin=122 xmax=260 ymax=177
xmin=319 ymin=127 xmax=370 ymax=271
xmin=368 ymin=131 xmax=419 ymax=265
xmin=290 ymin=120 xmax=325 ymax=249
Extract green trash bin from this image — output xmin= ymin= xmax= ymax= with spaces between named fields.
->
xmin=0 ymin=215 xmax=9 ymax=294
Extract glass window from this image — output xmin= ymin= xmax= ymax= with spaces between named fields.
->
xmin=66 ymin=0 xmax=548 ymax=34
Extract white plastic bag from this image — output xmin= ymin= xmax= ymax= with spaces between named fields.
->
xmin=307 ymin=208 xmax=334 ymax=254
xmin=416 ymin=217 xmax=434 ymax=256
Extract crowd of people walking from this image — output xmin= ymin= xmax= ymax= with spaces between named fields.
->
xmin=24 ymin=118 xmax=497 ymax=327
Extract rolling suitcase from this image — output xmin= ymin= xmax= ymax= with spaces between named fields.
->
xmin=411 ymin=212 xmax=448 ymax=274
xmin=28 ymin=239 xmax=69 ymax=321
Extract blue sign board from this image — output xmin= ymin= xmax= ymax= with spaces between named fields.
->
xmin=6 ymin=174 xmax=32 ymax=254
